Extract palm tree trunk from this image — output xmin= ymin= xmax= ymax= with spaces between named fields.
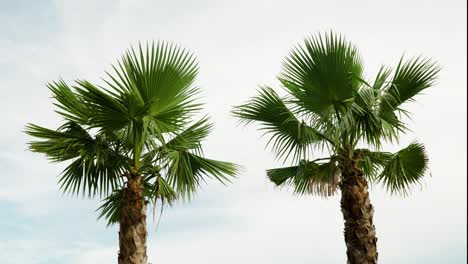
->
xmin=118 ymin=175 xmax=148 ymax=264
xmin=340 ymin=158 xmax=378 ymax=264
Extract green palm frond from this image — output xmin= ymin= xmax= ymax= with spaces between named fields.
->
xmin=350 ymin=89 xmax=385 ymax=147
xmin=267 ymin=159 xmax=339 ymax=196
xmin=280 ymin=32 xmax=364 ymax=117
xmin=155 ymin=176 xmax=178 ymax=203
xmin=165 ymin=150 xmax=239 ymax=199
xmin=48 ymin=80 xmax=91 ymax=124
xmin=164 ymin=116 xmax=212 ymax=152
xmin=380 ymin=56 xmax=439 ymax=113
xmin=26 ymin=122 xmax=89 ymax=162
xmin=96 ymin=188 xmax=123 ymax=226
xmin=356 ymin=149 xmax=393 ymax=180
xmin=378 ymin=110 xmax=408 ymax=142
xmin=58 ymin=156 xmax=123 ymax=198
xmin=372 ymin=66 xmax=393 ymax=91
xmin=106 ymin=41 xmax=202 ymax=133
xmin=377 ymin=141 xmax=429 ymax=195
xmin=73 ymin=80 xmax=132 ymax=131
xmin=350 ymin=87 xmax=407 ymax=147
xmin=233 ymin=87 xmax=328 ymax=161
xmin=25 ymin=122 xmax=127 ymax=197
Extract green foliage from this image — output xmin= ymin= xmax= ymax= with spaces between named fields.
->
xmin=356 ymin=149 xmax=393 ymax=180
xmin=25 ymin=122 xmax=128 ymax=197
xmin=377 ymin=142 xmax=429 ymax=195
xmin=96 ymin=188 xmax=123 ymax=226
xmin=235 ymin=32 xmax=437 ymax=195
xmin=280 ymin=33 xmax=363 ymax=117
xmin=267 ymin=159 xmax=339 ymax=196
xmin=233 ymin=87 xmax=327 ymax=161
xmin=163 ymin=117 xmax=212 ymax=152
xmin=26 ymin=41 xmax=238 ymax=225
xmin=165 ymin=150 xmax=239 ymax=199
xmin=380 ymin=56 xmax=440 ymax=113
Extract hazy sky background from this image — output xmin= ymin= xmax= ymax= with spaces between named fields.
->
xmin=0 ymin=0 xmax=466 ymax=263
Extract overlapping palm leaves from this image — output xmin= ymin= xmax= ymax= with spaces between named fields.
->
xmin=26 ymin=42 xmax=239 ymax=225
xmin=234 ymin=32 xmax=438 ymax=196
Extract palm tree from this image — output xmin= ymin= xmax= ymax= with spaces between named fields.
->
xmin=26 ymin=42 xmax=239 ymax=264
xmin=233 ymin=32 xmax=439 ymax=263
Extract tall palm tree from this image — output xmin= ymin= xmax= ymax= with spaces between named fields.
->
xmin=26 ymin=42 xmax=239 ymax=264
xmin=233 ymin=32 xmax=439 ymax=263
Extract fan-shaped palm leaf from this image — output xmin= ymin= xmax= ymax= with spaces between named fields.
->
xmin=377 ymin=141 xmax=429 ymax=195
xmin=267 ymin=158 xmax=340 ymax=196
xmin=233 ymin=87 xmax=330 ymax=161
xmin=280 ymin=33 xmax=364 ymax=117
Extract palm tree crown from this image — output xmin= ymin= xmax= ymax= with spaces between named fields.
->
xmin=26 ymin=42 xmax=239 ymax=225
xmin=233 ymin=32 xmax=439 ymax=263
xmin=234 ymin=32 xmax=438 ymax=196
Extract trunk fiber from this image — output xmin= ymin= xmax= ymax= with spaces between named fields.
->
xmin=340 ymin=158 xmax=378 ymax=264
xmin=118 ymin=176 xmax=148 ymax=264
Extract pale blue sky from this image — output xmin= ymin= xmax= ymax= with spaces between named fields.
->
xmin=0 ymin=0 xmax=466 ymax=263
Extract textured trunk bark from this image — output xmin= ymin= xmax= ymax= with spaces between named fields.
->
xmin=118 ymin=175 xmax=148 ymax=264
xmin=340 ymin=158 xmax=378 ymax=264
